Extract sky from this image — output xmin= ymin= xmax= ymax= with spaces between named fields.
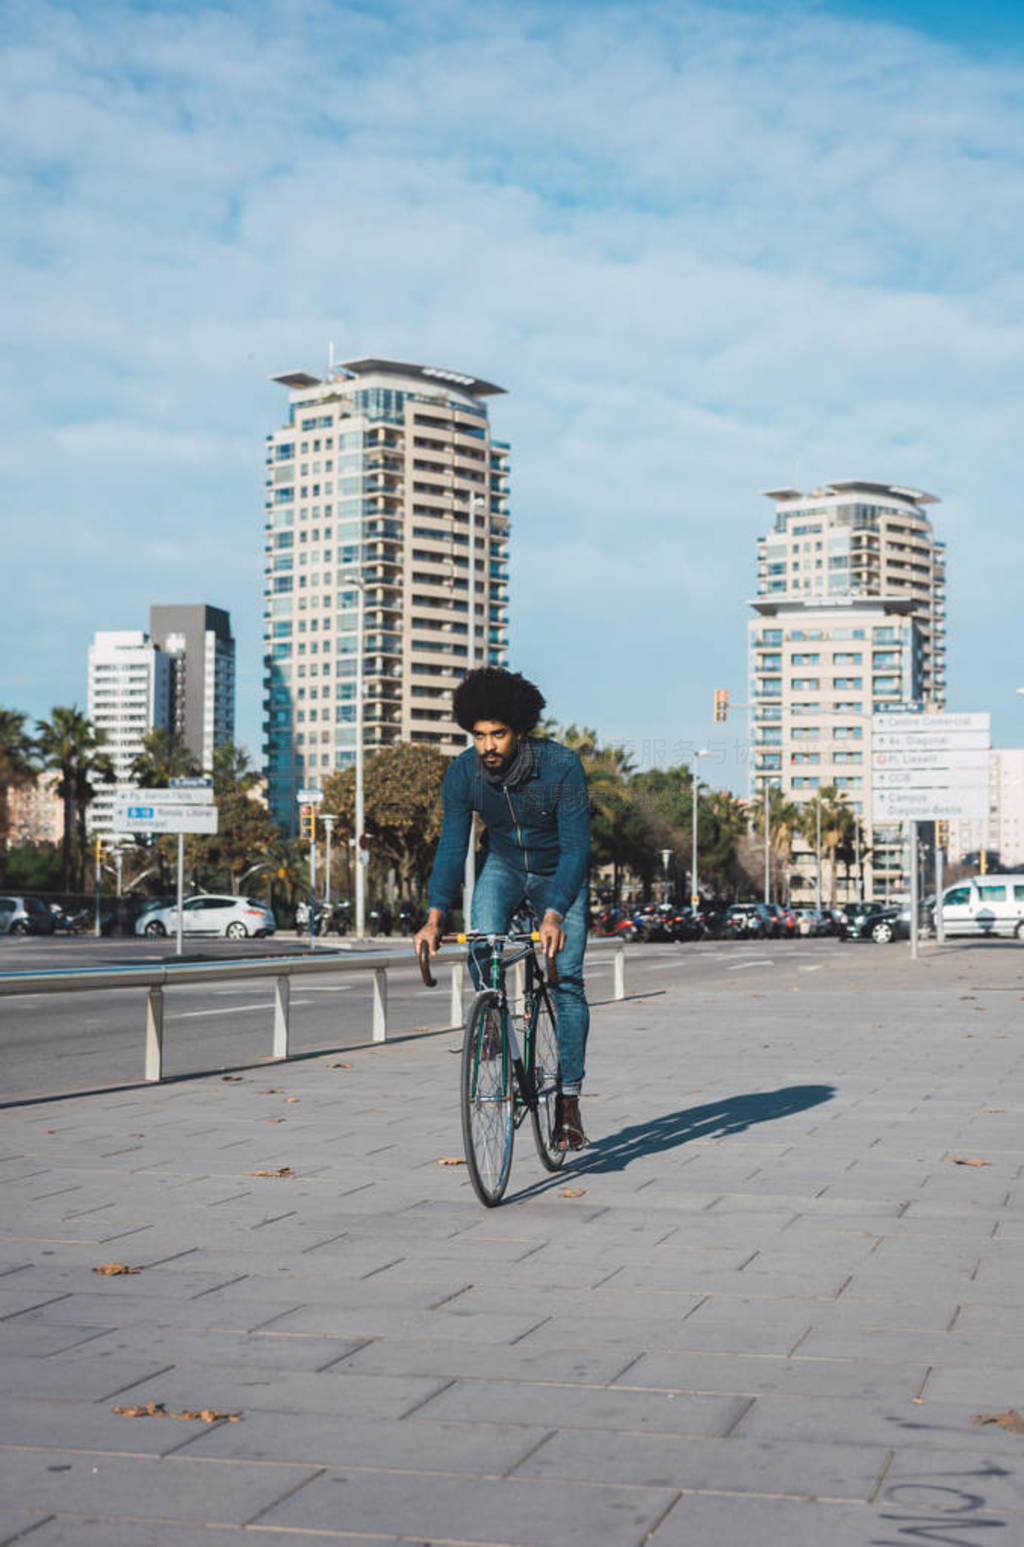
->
xmin=3 ymin=0 xmax=1024 ymax=794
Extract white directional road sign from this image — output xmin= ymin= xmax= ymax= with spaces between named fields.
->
xmin=112 ymin=802 xmax=219 ymax=835
xmin=116 ymin=786 xmax=214 ymax=806
xmin=873 ymin=748 xmax=989 ymax=772
xmin=872 ymin=711 xmax=989 ymax=823
xmin=296 ymin=788 xmax=324 ymax=804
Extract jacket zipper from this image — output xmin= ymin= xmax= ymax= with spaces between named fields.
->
xmin=503 ymin=785 xmax=529 ymax=875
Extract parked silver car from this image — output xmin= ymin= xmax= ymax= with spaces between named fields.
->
xmin=135 ymin=895 xmax=275 ymax=940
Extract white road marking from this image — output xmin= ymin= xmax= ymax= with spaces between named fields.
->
xmin=170 ymin=1000 xmax=317 ymax=1021
xmin=798 ymin=963 xmax=823 ymax=973
xmin=726 ymin=959 xmax=774 ymax=971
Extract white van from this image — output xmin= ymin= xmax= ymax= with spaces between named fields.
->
xmin=940 ymin=876 xmax=1024 ymax=939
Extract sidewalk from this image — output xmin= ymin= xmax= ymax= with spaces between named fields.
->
xmin=2 ymin=941 xmax=1023 ymax=1545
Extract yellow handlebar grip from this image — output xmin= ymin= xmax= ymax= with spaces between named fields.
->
xmin=457 ymin=932 xmax=467 ymax=944
xmin=530 ymin=930 xmax=540 ymax=941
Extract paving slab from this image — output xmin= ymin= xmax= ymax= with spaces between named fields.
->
xmin=258 ymin=1469 xmax=679 ymax=1546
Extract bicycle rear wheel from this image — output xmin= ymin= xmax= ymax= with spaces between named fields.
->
xmin=528 ymin=983 xmax=565 ymax=1172
xmin=461 ymin=990 xmax=515 ymax=1206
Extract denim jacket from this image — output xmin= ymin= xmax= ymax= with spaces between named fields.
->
xmin=427 ymin=738 xmax=591 ymax=919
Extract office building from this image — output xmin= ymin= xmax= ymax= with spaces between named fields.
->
xmin=948 ymin=749 xmax=1024 ymax=868
xmin=149 ymin=604 xmax=236 ymax=772
xmin=86 ymin=631 xmax=171 ymax=835
xmin=749 ymin=481 xmax=946 ymax=901
xmin=8 ymin=773 xmax=64 ymax=847
xmin=263 ymin=356 xmax=511 ymax=831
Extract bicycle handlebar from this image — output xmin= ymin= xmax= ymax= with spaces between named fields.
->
xmin=416 ymin=932 xmax=559 ymax=989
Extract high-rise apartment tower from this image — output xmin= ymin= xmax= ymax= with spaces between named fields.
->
xmin=749 ymin=481 xmax=947 ymax=899
xmin=149 ymin=604 xmax=235 ymax=772
xmin=263 ymin=357 xmax=511 ymax=831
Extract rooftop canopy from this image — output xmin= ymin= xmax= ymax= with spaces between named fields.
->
xmin=271 ymin=358 xmax=505 ymax=399
xmin=762 ymin=480 xmax=939 ymax=506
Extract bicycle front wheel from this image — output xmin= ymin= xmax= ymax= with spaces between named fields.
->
xmin=528 ymin=984 xmax=565 ymax=1172
xmin=461 ymin=990 xmax=514 ymax=1206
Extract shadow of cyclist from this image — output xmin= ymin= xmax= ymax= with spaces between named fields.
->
xmin=572 ymin=1084 xmax=836 ymax=1176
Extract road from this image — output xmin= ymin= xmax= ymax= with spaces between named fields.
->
xmin=4 ymin=930 xmax=1013 ymax=1101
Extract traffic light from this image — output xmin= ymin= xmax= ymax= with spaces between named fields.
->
xmin=713 ymin=689 xmax=729 ymax=723
xmin=935 ymin=820 xmax=949 ymax=850
xmin=299 ymin=805 xmax=315 ymax=842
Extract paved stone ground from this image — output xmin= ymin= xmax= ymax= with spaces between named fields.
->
xmin=1 ymin=940 xmax=1023 ymax=1545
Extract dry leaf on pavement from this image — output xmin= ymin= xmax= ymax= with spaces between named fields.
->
xmin=92 ymin=1263 xmax=139 ymax=1276
xmin=974 ymin=1410 xmax=1024 ymax=1434
xmin=221 ymin=1075 xmax=244 ymax=1082
xmin=560 ymin=1188 xmax=586 ymax=1198
xmin=328 ymin=1062 xmax=353 ymax=1069
xmin=951 ymin=1155 xmax=992 ymax=1167
xmin=113 ymin=1402 xmax=240 ymax=1423
xmin=249 ymin=1167 xmax=294 ymax=1178
xmin=437 ymin=1157 xmax=465 ymax=1166
xmin=284 ymin=1096 xmax=299 ymax=1103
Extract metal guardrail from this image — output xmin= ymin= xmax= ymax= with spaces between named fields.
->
xmin=0 ymin=941 xmax=627 ymax=1083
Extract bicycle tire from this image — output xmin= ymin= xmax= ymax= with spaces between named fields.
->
xmin=461 ymin=990 xmax=515 ymax=1207
xmin=528 ymin=982 xmax=565 ymax=1172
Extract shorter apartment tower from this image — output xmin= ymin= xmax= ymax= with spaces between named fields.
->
xmin=149 ymin=604 xmax=235 ymax=772
xmin=750 ymin=480 xmax=946 ymax=902
xmin=263 ymin=357 xmax=510 ymax=831
xmin=86 ymin=631 xmax=171 ymax=835
xmin=749 ymin=598 xmax=925 ymax=901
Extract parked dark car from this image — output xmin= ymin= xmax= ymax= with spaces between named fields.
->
xmin=841 ymin=901 xmax=908 ymax=944
xmin=0 ymin=896 xmax=56 ymax=936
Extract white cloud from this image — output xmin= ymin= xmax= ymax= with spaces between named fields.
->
xmin=3 ymin=0 xmax=1024 ymax=771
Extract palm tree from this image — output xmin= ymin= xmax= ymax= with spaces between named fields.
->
xmin=751 ymin=785 xmax=802 ymax=903
xmin=130 ymin=728 xmax=199 ymax=788
xmin=0 ymin=709 xmax=37 ymax=885
xmin=800 ymin=786 xmax=854 ymax=907
xmin=35 ymin=707 xmax=115 ymax=890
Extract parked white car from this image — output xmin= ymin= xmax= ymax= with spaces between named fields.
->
xmin=939 ymin=876 xmax=1024 ymax=939
xmin=135 ymin=895 xmax=276 ymax=940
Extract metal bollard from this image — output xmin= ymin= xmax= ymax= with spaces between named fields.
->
xmin=372 ymin=968 xmax=388 ymax=1043
xmin=145 ymin=986 xmax=164 ymax=1082
xmin=450 ymin=961 xmax=464 ymax=1028
xmin=613 ymin=945 xmax=625 ymax=1001
xmin=272 ymin=975 xmax=290 ymax=1059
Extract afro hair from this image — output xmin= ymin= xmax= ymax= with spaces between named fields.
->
xmin=452 ymin=667 xmax=546 ymax=735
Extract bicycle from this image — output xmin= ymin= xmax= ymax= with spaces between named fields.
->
xmin=419 ymin=931 xmax=565 ymax=1207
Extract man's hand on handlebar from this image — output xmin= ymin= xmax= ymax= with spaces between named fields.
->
xmin=538 ymin=909 xmax=565 ymax=961
xmin=413 ymin=909 xmax=443 ymax=959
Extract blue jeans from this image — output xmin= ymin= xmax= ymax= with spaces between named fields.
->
xmin=469 ymin=853 xmax=590 ymax=1093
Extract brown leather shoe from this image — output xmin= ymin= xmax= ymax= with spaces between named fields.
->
xmin=555 ymin=1094 xmax=589 ymax=1151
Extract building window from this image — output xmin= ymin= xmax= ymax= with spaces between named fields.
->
xmin=791 ymin=654 xmax=819 ymax=666
xmin=833 ymin=677 xmax=862 ymax=690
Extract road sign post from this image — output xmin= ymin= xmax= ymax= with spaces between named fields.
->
xmin=111 ymin=786 xmax=218 ymax=957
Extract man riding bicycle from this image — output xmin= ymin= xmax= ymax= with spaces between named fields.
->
xmin=414 ymin=667 xmax=592 ymax=1151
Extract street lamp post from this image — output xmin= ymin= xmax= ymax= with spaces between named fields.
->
xmin=763 ymin=780 xmax=771 ymax=905
xmin=463 ymin=491 xmax=479 ymax=926
xmin=691 ymin=749 xmax=709 ymax=912
xmin=354 ymin=576 xmax=367 ymax=938
xmin=322 ymin=814 xmax=336 ymax=912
